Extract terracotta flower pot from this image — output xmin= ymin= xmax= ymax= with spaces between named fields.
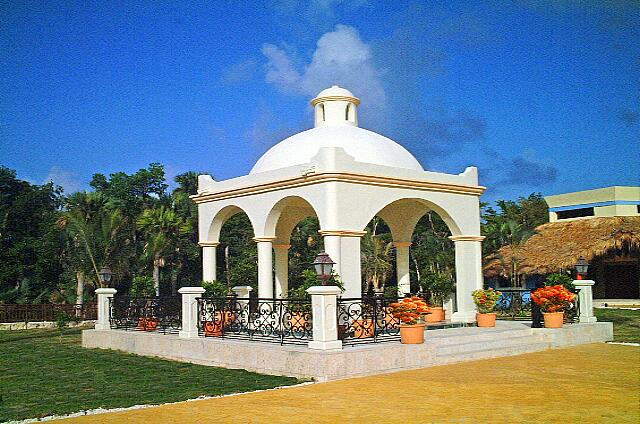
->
xmin=354 ymin=318 xmax=375 ymax=338
xmin=425 ymin=306 xmax=444 ymax=323
xmin=138 ymin=318 xmax=159 ymax=331
xmin=476 ymin=313 xmax=497 ymax=327
xmin=289 ymin=311 xmax=308 ymax=332
xmin=543 ymin=311 xmax=564 ymax=328
xmin=399 ymin=323 xmax=426 ymax=344
xmin=204 ymin=319 xmax=223 ymax=337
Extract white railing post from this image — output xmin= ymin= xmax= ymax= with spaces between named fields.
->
xmin=232 ymin=286 xmax=254 ymax=328
xmin=178 ymin=287 xmax=206 ymax=338
xmin=95 ymin=288 xmax=117 ymax=330
xmin=574 ymin=280 xmax=597 ymax=323
xmin=307 ymin=286 xmax=342 ymax=350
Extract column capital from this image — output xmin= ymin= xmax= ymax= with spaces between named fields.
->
xmin=253 ymin=236 xmax=277 ymax=243
xmin=318 ymin=229 xmax=367 ymax=238
xmin=307 ymin=286 xmax=342 ymax=296
xmin=573 ymin=279 xmax=595 ymax=287
xmin=448 ymin=235 xmax=485 ymax=242
xmin=393 ymin=241 xmax=412 ymax=248
xmin=199 ymin=241 xmax=220 ymax=247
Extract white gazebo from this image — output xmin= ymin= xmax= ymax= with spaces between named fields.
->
xmin=192 ymin=86 xmax=486 ymax=322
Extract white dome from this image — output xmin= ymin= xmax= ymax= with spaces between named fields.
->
xmin=250 ymin=125 xmax=423 ymax=174
xmin=250 ymin=85 xmax=423 ymax=175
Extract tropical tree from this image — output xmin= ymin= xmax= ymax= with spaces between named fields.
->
xmin=137 ymin=207 xmax=191 ymax=295
xmin=361 ymin=218 xmax=394 ymax=294
xmin=58 ymin=192 xmax=132 ymax=291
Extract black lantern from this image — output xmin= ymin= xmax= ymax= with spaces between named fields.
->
xmin=98 ymin=266 xmax=113 ymax=285
xmin=575 ymin=256 xmax=589 ymax=280
xmin=313 ymin=252 xmax=335 ymax=284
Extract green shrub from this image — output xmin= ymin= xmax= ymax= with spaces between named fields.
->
xmin=545 ymin=273 xmax=575 ymax=292
xmin=129 ymin=275 xmax=156 ymax=298
xmin=202 ymin=280 xmax=230 ymax=297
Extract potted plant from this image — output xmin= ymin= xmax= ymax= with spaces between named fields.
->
xmin=531 ymin=285 xmax=577 ymax=328
xmin=472 ymin=288 xmax=502 ymax=327
xmin=129 ymin=275 xmax=158 ymax=331
xmin=388 ymin=297 xmax=431 ymax=344
xmin=202 ymin=280 xmax=234 ymax=336
xmin=419 ymin=271 xmax=455 ymax=322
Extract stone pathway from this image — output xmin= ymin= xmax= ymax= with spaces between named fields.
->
xmin=57 ymin=344 xmax=639 ymax=423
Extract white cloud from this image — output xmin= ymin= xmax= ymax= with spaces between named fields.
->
xmin=262 ymin=24 xmax=386 ymax=112
xmin=43 ymin=166 xmax=84 ymax=194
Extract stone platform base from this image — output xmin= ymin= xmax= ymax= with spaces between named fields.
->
xmin=82 ymin=321 xmax=612 ymax=382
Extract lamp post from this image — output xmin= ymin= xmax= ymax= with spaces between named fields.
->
xmin=575 ymin=256 xmax=589 ymax=280
xmin=98 ymin=266 xmax=113 ymax=287
xmin=313 ymin=252 xmax=335 ymax=286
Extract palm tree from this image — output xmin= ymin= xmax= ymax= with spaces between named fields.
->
xmin=361 ymin=219 xmax=393 ymax=294
xmin=58 ymin=192 xmax=131 ymax=293
xmin=494 ymin=220 xmax=535 ymax=287
xmin=137 ymin=207 xmax=191 ymax=296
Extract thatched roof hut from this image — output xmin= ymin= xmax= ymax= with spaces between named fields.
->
xmin=484 ymin=216 xmax=640 ymax=277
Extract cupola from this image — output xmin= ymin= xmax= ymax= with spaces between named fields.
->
xmin=311 ymin=85 xmax=360 ymax=127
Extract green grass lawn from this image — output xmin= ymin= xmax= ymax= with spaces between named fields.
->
xmin=0 ymin=327 xmax=301 ymax=422
xmin=595 ymin=308 xmax=640 ymax=343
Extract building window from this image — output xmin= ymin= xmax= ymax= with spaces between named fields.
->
xmin=556 ymin=207 xmax=595 ymax=220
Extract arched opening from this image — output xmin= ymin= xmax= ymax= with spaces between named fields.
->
xmin=207 ymin=207 xmax=257 ymax=291
xmin=362 ymin=198 xmax=457 ymax=314
xmin=265 ymin=196 xmax=323 ymax=298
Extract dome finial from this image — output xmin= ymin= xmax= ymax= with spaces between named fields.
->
xmin=311 ymin=85 xmax=360 ymax=128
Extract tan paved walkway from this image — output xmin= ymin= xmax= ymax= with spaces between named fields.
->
xmin=59 ymin=344 xmax=639 ymax=423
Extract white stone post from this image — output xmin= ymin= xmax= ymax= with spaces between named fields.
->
xmin=449 ymin=235 xmax=485 ymax=323
xmin=394 ymin=242 xmax=412 ymax=296
xmin=200 ymin=242 xmax=219 ymax=282
xmin=320 ymin=230 xmax=364 ymax=299
xmin=233 ymin=285 xmax=253 ymax=328
xmin=273 ymin=244 xmax=290 ymax=298
xmin=307 ymin=286 xmax=342 ymax=350
xmin=574 ymin=280 xmax=597 ymax=323
xmin=95 ymin=288 xmax=117 ymax=330
xmin=443 ymin=295 xmax=455 ymax=321
xmin=178 ymin=286 xmax=206 ymax=338
xmin=255 ymin=237 xmax=275 ymax=298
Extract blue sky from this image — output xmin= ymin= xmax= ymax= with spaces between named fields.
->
xmin=1 ymin=1 xmax=638 ymax=201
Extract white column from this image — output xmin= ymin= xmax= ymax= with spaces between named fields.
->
xmin=340 ymin=236 xmax=362 ymax=299
xmin=449 ymin=235 xmax=485 ymax=323
xmin=574 ymin=280 xmax=597 ymax=323
xmin=255 ymin=237 xmax=275 ymax=298
xmin=95 ymin=288 xmax=117 ymax=330
xmin=322 ymin=235 xmax=342 ymax=276
xmin=178 ymin=286 xmax=206 ymax=338
xmin=307 ymin=286 xmax=342 ymax=350
xmin=394 ymin=242 xmax=412 ymax=296
xmin=273 ymin=244 xmax=290 ymax=298
xmin=200 ymin=242 xmax=219 ymax=282
xmin=319 ymin=230 xmax=364 ymax=299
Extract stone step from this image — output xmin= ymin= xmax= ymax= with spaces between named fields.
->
xmin=426 ymin=326 xmax=535 ymax=345
xmin=435 ymin=341 xmax=551 ymax=365
xmin=435 ymin=334 xmax=544 ymax=356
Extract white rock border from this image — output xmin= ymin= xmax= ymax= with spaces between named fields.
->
xmin=6 ymin=381 xmax=314 ymax=424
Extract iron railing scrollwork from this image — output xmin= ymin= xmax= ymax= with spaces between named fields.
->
xmin=496 ymin=288 xmax=580 ymax=324
xmin=337 ymin=296 xmax=401 ymax=346
xmin=0 ymin=303 xmax=97 ymax=323
xmin=197 ymin=297 xmax=312 ymax=345
xmin=109 ymin=296 xmax=181 ymax=334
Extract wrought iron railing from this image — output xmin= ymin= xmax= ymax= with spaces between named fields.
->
xmin=496 ymin=289 xmax=580 ymax=323
xmin=197 ymin=296 xmax=312 ymax=345
xmin=338 ymin=296 xmax=401 ymax=346
xmin=0 ymin=303 xmax=97 ymax=323
xmin=109 ymin=296 xmax=181 ymax=334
